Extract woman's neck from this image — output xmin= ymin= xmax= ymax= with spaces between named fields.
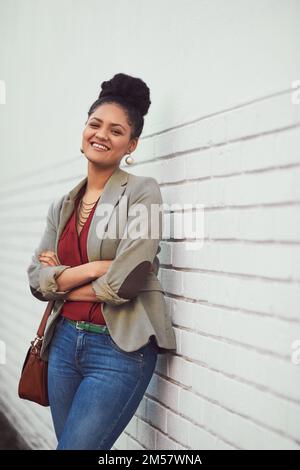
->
xmin=86 ymin=162 xmax=119 ymax=194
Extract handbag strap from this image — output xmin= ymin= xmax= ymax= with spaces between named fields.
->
xmin=36 ymin=300 xmax=55 ymax=339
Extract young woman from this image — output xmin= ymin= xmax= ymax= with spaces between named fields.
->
xmin=27 ymin=73 xmax=177 ymax=450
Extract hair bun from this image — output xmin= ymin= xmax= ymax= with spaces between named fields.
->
xmin=98 ymin=73 xmax=151 ymax=117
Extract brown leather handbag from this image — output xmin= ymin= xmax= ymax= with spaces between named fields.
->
xmin=18 ymin=300 xmax=55 ymax=406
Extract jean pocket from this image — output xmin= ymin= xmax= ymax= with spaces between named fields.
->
xmin=107 ymin=335 xmax=144 ymax=363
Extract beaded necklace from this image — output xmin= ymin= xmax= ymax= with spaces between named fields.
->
xmin=76 ymin=190 xmax=103 ymax=231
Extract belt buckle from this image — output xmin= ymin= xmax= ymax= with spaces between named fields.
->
xmin=75 ymin=321 xmax=86 ymax=331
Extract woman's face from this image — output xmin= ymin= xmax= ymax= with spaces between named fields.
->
xmin=81 ymin=102 xmax=138 ymax=168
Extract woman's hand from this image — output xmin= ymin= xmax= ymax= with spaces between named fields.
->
xmin=38 ymin=250 xmax=60 ymax=267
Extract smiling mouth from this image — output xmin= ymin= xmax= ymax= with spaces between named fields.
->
xmin=90 ymin=142 xmax=111 ymax=151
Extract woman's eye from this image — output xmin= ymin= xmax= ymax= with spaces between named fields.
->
xmin=89 ymin=124 xmax=121 ymax=135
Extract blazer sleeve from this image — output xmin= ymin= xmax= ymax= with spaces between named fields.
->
xmin=27 ymin=199 xmax=72 ymax=301
xmin=91 ymin=177 xmax=163 ymax=306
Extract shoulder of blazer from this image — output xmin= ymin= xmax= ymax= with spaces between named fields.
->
xmin=126 ymin=173 xmax=159 ymax=187
xmin=48 ymin=194 xmax=67 ymax=230
xmin=125 ymin=174 xmax=162 ymax=204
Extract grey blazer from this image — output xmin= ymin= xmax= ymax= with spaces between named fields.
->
xmin=27 ymin=166 xmax=177 ymax=360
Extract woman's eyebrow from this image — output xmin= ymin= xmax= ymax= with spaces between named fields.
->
xmin=89 ymin=117 xmax=126 ymax=131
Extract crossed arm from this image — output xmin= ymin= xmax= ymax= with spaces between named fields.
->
xmin=38 ymin=253 xmax=107 ymax=301
xmin=38 ymin=251 xmax=154 ymax=302
xmin=29 ymin=177 xmax=162 ymax=304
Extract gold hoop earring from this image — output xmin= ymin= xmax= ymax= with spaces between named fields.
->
xmin=125 ymin=153 xmax=134 ymax=165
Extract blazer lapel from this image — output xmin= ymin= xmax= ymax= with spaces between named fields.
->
xmin=55 ymin=167 xmax=129 ymax=262
xmin=87 ymin=167 xmax=128 ymax=261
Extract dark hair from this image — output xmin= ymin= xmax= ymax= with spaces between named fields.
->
xmin=87 ymin=73 xmax=151 ymax=140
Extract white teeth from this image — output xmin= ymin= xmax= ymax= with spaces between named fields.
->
xmin=91 ymin=142 xmax=109 ymax=150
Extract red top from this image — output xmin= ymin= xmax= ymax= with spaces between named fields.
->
xmin=57 ymin=183 xmax=106 ymax=325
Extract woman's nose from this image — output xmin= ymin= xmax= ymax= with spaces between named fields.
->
xmin=95 ymin=131 xmax=108 ymax=141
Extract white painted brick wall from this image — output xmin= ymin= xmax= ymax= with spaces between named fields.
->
xmin=1 ymin=1 xmax=300 ymax=452
xmin=116 ymin=86 xmax=300 ymax=449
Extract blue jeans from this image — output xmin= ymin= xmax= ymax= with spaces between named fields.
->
xmin=47 ymin=316 xmax=158 ymax=450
